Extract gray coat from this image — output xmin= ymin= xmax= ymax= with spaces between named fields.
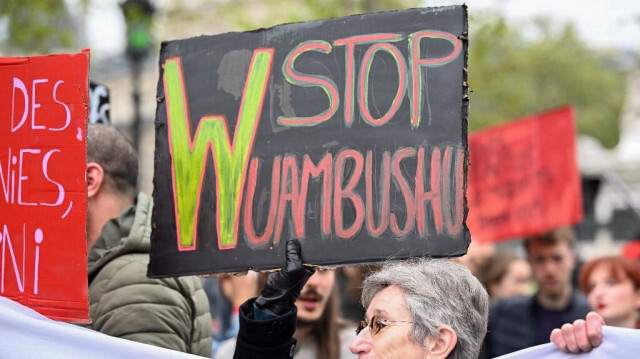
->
xmin=87 ymin=193 xmax=212 ymax=357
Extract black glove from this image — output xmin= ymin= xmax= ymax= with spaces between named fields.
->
xmin=255 ymin=239 xmax=315 ymax=316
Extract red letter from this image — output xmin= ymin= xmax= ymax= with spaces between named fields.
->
xmin=389 ymin=147 xmax=416 ymax=237
xmin=274 ymin=155 xmax=302 ymax=243
xmin=442 ymin=147 xmax=464 ymax=236
xmin=415 ymin=146 xmax=443 ymax=237
xmin=333 ymin=149 xmax=364 ymax=238
xmin=358 ymin=43 xmax=407 ymax=126
xmin=365 ymin=150 xmax=390 ymax=237
xmin=409 ymin=31 xmax=461 ymax=128
xmin=279 ymin=41 xmax=339 ymax=126
xmin=334 ymin=34 xmax=403 ymax=127
xmin=299 ymin=153 xmax=333 ymax=238
xmin=244 ymin=156 xmax=281 ymax=247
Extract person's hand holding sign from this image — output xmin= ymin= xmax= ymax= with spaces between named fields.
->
xmin=255 ymin=239 xmax=315 ymax=316
xmin=550 ymin=312 xmax=605 ymax=353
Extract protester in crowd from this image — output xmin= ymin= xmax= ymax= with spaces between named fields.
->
xmin=547 ymin=256 xmax=640 ymax=356
xmin=216 ymin=245 xmax=356 ymax=359
xmin=477 ymin=249 xmax=533 ymax=302
xmin=201 ymin=272 xmax=259 ymax=357
xmin=579 ymin=256 xmax=640 ymax=329
xmin=231 ymin=239 xmax=489 ymax=359
xmin=483 ymin=227 xmax=590 ymax=357
xmin=337 ymin=265 xmax=379 ymax=323
xmin=452 ymin=240 xmax=495 ymax=277
xmin=85 ymin=124 xmax=212 ymax=356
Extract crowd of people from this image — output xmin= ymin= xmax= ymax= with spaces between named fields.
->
xmin=78 ymin=123 xmax=640 ymax=359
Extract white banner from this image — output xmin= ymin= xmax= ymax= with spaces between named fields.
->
xmin=0 ymin=296 xmax=203 ymax=359
xmin=495 ymin=326 xmax=640 ymax=358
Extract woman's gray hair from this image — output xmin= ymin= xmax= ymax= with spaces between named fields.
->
xmin=361 ymin=258 xmax=489 ymax=359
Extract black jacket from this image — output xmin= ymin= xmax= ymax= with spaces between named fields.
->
xmin=233 ymin=298 xmax=298 ymax=359
xmin=483 ymin=291 xmax=590 ymax=358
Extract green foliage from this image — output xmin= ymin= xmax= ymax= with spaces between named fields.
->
xmin=0 ymin=0 xmax=79 ymax=54
xmin=213 ymin=0 xmax=423 ymax=31
xmin=215 ymin=3 xmax=626 ymax=148
xmin=468 ymin=11 xmax=627 ymax=148
xmin=1 ymin=0 xmax=627 ymax=149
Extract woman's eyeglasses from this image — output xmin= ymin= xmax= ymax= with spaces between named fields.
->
xmin=355 ymin=315 xmax=414 ymax=336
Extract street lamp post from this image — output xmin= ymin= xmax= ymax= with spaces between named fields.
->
xmin=120 ymin=0 xmax=155 ymax=151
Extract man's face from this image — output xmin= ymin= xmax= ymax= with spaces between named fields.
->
xmin=528 ymin=241 xmax=575 ymax=297
xmin=295 ymin=269 xmax=335 ymax=323
xmin=349 ymin=285 xmax=430 ymax=359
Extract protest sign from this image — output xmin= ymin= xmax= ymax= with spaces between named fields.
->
xmin=151 ymin=6 xmax=470 ymax=276
xmin=0 ymin=51 xmax=89 ymax=322
xmin=89 ymin=82 xmax=110 ymax=125
xmin=467 ymin=106 xmax=583 ymax=243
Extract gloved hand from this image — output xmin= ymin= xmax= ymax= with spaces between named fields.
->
xmin=255 ymin=239 xmax=315 ymax=316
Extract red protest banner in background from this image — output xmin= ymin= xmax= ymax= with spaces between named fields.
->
xmin=0 ymin=50 xmax=89 ymax=322
xmin=467 ymin=106 xmax=583 ymax=244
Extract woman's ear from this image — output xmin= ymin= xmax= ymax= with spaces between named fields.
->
xmin=426 ymin=326 xmax=458 ymax=359
xmin=87 ymin=162 xmax=104 ymax=199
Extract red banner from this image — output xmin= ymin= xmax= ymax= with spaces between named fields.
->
xmin=0 ymin=51 xmax=89 ymax=322
xmin=467 ymin=106 xmax=583 ymax=243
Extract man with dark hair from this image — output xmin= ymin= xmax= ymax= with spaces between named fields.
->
xmin=215 ymin=263 xmax=356 ymax=358
xmin=85 ymin=124 xmax=212 ymax=356
xmin=483 ymin=227 xmax=590 ymax=357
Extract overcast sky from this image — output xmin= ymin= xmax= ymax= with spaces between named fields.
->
xmin=435 ymin=0 xmax=640 ymax=50
xmin=83 ymin=0 xmax=640 ymax=57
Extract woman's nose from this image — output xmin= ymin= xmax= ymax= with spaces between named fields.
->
xmin=349 ymin=327 xmax=372 ymax=354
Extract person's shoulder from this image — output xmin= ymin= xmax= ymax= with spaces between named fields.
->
xmin=92 ymin=252 xmax=150 ymax=285
xmin=92 ymin=252 xmax=202 ymax=300
xmin=569 ymin=289 xmax=591 ymax=315
xmin=491 ymin=295 xmax=532 ymax=313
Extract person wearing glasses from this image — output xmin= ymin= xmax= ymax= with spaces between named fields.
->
xmin=215 ymin=265 xmax=356 ymax=359
xmin=232 ymin=240 xmax=489 ymax=359
xmin=349 ymin=259 xmax=489 ymax=358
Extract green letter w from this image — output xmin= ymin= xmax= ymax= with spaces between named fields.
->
xmin=163 ymin=48 xmax=274 ymax=250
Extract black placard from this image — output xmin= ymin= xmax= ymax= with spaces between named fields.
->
xmin=150 ymin=6 xmax=469 ymax=276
